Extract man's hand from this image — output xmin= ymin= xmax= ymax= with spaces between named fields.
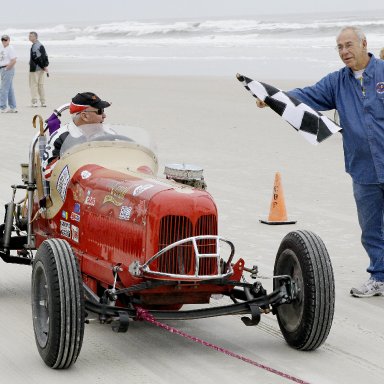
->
xmin=256 ymin=98 xmax=268 ymax=108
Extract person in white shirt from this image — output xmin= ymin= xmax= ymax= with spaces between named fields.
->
xmin=0 ymin=34 xmax=17 ymax=113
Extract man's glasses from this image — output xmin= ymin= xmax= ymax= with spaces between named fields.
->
xmin=1 ymin=38 xmax=9 ymax=42
xmin=335 ymin=42 xmax=355 ymax=52
xmin=83 ymin=108 xmax=104 ymax=115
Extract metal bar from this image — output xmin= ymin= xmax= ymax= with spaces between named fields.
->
xmin=193 ymin=237 xmax=199 ymax=276
xmin=140 ymin=235 xmax=235 ymax=280
xmin=3 ymin=189 xmax=16 ymax=249
xmin=0 ymin=251 xmax=32 ymax=265
xmin=216 ymin=237 xmax=220 ymax=276
xmin=141 ymin=270 xmax=233 ymax=281
xmin=83 ymin=282 xmax=101 ymax=303
xmin=27 ymin=132 xmax=40 ymax=248
xmin=84 ymin=288 xmax=285 ymax=321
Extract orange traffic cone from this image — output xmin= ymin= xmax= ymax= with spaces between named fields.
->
xmin=260 ymin=172 xmax=297 ymax=225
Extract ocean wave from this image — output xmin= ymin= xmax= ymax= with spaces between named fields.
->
xmin=5 ymin=16 xmax=384 ymax=43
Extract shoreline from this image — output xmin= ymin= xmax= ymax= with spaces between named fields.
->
xmin=14 ymin=54 xmax=341 ymax=82
xmin=13 ymin=58 xmax=324 ymax=90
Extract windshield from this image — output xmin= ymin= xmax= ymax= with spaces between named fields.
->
xmin=59 ymin=123 xmax=156 ymax=156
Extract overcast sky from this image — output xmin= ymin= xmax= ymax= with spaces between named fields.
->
xmin=1 ymin=0 xmax=383 ymax=24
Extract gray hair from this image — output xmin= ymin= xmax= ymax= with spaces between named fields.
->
xmin=29 ymin=31 xmax=38 ymax=38
xmin=338 ymin=26 xmax=366 ymax=43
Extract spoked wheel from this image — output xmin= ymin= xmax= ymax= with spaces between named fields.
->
xmin=273 ymin=230 xmax=334 ymax=351
xmin=31 ymin=239 xmax=85 ymax=368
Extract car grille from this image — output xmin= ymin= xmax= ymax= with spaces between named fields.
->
xmin=157 ymin=215 xmax=218 ymax=275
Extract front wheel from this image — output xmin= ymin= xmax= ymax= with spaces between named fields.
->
xmin=31 ymin=239 xmax=85 ymax=368
xmin=273 ymin=230 xmax=334 ymax=351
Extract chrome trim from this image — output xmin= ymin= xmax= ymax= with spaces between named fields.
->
xmin=27 ymin=132 xmax=40 ymax=248
xmin=138 ymin=235 xmax=235 ymax=281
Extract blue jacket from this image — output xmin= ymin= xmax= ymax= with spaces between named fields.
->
xmin=288 ymin=54 xmax=384 ymax=184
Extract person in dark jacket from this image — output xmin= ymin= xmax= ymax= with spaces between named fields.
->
xmin=29 ymin=31 xmax=49 ymax=107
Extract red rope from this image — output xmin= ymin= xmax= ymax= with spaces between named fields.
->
xmin=136 ymin=308 xmax=311 ymax=384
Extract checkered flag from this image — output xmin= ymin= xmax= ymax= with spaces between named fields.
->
xmin=237 ymin=74 xmax=341 ymax=145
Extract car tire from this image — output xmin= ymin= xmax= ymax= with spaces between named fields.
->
xmin=31 ymin=239 xmax=85 ymax=368
xmin=273 ymin=230 xmax=334 ymax=351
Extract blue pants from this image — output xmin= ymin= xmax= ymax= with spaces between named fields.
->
xmin=353 ymin=182 xmax=384 ymax=281
xmin=0 ymin=67 xmax=16 ymax=110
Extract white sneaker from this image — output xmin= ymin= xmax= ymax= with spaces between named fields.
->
xmin=350 ymin=278 xmax=384 ymax=298
xmin=31 ymin=103 xmax=38 ymax=108
xmin=1 ymin=108 xmax=8 ymax=113
xmin=41 ymin=103 xmax=47 ymax=107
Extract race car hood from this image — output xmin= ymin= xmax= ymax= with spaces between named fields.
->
xmin=45 ymin=139 xmax=159 ymax=219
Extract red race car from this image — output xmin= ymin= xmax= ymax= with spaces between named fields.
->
xmin=0 ymin=106 xmax=335 ymax=369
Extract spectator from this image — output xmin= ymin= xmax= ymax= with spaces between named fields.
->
xmin=257 ymin=26 xmax=384 ymax=298
xmin=29 ymin=31 xmax=49 ymax=107
xmin=0 ymin=34 xmax=17 ymax=113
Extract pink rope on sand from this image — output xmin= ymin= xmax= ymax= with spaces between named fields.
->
xmin=136 ymin=308 xmax=311 ymax=384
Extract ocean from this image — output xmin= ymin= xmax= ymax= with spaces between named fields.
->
xmin=4 ymin=10 xmax=384 ymax=80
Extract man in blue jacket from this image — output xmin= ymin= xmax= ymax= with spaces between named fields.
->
xmin=258 ymin=26 xmax=384 ymax=297
xmin=29 ymin=31 xmax=49 ymax=107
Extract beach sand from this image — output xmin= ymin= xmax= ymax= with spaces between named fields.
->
xmin=0 ymin=64 xmax=382 ymax=383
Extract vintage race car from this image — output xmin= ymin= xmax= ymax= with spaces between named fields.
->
xmin=0 ymin=107 xmax=335 ymax=369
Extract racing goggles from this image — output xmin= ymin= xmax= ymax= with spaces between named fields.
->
xmin=83 ymin=108 xmax=104 ymax=115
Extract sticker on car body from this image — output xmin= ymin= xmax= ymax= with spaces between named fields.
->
xmin=71 ymin=225 xmax=79 ymax=243
xmin=74 ymin=203 xmax=81 ymax=213
xmin=60 ymin=220 xmax=71 ymax=238
xmin=81 ymin=170 xmax=92 ymax=179
xmin=71 ymin=212 xmax=81 ymax=222
xmin=119 ymin=205 xmax=132 ymax=221
xmin=103 ymin=181 xmax=130 ymax=206
xmin=84 ymin=190 xmax=96 ymax=206
xmin=132 ymin=184 xmax=154 ymax=196
xmin=56 ymin=165 xmax=71 ymax=201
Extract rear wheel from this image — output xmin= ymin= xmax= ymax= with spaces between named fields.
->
xmin=273 ymin=230 xmax=334 ymax=350
xmin=31 ymin=239 xmax=85 ymax=368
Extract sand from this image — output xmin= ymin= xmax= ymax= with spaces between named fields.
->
xmin=0 ymin=62 xmax=382 ymax=384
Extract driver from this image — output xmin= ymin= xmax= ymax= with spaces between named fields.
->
xmin=42 ymin=92 xmax=111 ymax=180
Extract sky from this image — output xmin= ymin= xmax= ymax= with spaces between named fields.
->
xmin=1 ymin=0 xmax=383 ymax=24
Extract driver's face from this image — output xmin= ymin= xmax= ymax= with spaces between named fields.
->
xmin=81 ymin=108 xmax=106 ymax=123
